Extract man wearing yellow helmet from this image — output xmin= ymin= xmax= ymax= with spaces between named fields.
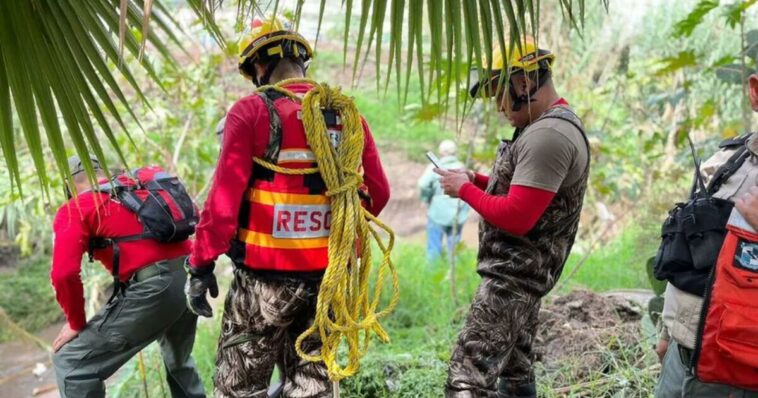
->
xmin=186 ymin=16 xmax=390 ymax=397
xmin=237 ymin=17 xmax=313 ymax=86
xmin=436 ymin=37 xmax=590 ymax=397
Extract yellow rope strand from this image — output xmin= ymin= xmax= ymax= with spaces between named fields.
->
xmin=253 ymin=79 xmax=400 ymax=381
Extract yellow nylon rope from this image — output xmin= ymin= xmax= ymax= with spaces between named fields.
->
xmin=253 ymin=78 xmax=399 ymax=381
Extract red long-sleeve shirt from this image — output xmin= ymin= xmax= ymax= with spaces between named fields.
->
xmin=459 ymin=98 xmax=573 ymax=235
xmin=459 ymin=183 xmax=555 ymax=235
xmin=190 ymin=83 xmax=390 ymax=268
xmin=51 ymin=189 xmax=190 ymax=331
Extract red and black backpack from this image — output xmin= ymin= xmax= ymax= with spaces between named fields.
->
xmin=88 ymin=166 xmax=198 ymax=301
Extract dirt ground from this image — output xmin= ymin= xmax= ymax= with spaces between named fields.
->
xmin=379 ymin=151 xmax=481 ymax=246
xmin=0 ymin=323 xmax=61 ymax=398
xmin=535 ymin=289 xmax=652 ymax=386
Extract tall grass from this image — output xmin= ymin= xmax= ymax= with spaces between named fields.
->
xmin=110 ymin=237 xmax=657 ymax=397
xmin=559 ymin=223 xmax=660 ymax=293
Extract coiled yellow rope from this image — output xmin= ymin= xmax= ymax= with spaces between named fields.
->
xmin=254 ymin=78 xmax=399 ymax=381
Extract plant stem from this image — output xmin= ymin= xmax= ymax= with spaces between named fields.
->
xmin=138 ymin=351 xmax=150 ymax=398
xmin=740 ymin=9 xmax=750 ymax=132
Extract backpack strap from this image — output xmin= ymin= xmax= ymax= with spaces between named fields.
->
xmin=89 ymin=234 xmax=145 ymax=303
xmin=706 ymin=143 xmax=750 ymax=195
xmin=258 ymin=89 xmax=285 ymax=164
xmin=718 ymin=133 xmax=750 ymax=149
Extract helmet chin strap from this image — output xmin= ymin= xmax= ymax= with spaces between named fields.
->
xmin=254 ymin=58 xmax=281 ymax=86
xmin=509 ymin=69 xmax=551 ymax=112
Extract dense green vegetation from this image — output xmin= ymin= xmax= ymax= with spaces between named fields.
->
xmin=107 ymin=242 xmax=659 ymax=397
xmin=1 ymin=0 xmax=757 ymax=396
xmin=0 ymin=255 xmax=61 ymax=340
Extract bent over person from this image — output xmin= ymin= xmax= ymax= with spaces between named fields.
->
xmin=436 ymin=37 xmax=590 ymax=397
xmin=185 ymin=16 xmax=390 ymax=397
xmin=51 ymin=156 xmax=205 ymax=398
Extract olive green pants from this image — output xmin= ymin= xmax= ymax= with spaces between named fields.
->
xmin=52 ymin=257 xmax=206 ymax=398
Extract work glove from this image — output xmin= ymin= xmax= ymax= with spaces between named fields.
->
xmin=184 ymin=259 xmax=218 ymax=318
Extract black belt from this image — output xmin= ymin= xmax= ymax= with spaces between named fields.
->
xmin=130 ymin=257 xmax=184 ymax=283
xmin=678 ymin=344 xmax=694 ymax=368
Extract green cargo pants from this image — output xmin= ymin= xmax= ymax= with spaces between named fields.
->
xmin=52 ymin=257 xmax=206 ymax=398
xmin=655 ymin=340 xmax=758 ymax=398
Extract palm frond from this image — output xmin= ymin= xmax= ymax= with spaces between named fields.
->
xmin=190 ymin=0 xmax=587 ymax=110
xmin=0 ymin=0 xmax=180 ymax=193
xmin=2 ymin=0 xmax=591 ymax=192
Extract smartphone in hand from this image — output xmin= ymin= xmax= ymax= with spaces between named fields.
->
xmin=426 ymin=151 xmax=442 ymax=169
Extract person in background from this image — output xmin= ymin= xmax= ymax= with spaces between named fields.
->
xmin=418 ymin=139 xmax=471 ymax=262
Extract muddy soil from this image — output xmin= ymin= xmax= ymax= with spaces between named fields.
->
xmin=0 ymin=323 xmax=60 ymax=398
xmin=535 ymin=289 xmax=650 ymax=385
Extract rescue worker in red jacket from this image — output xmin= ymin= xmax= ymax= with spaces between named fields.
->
xmin=50 ymin=156 xmax=205 ymax=398
xmin=185 ymin=16 xmax=390 ymax=397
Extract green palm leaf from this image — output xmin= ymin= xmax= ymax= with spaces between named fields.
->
xmin=0 ymin=0 xmax=180 ymax=193
xmin=3 ymin=0 xmax=591 ymax=192
xmin=193 ymin=1 xmax=588 ymax=105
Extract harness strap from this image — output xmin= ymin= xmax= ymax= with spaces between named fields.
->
xmin=686 ymin=134 xmax=751 ymax=199
xmin=89 ymin=234 xmax=149 ymax=303
xmin=718 ymin=134 xmax=750 ymax=148
xmin=258 ymin=89 xmax=285 ymax=163
xmin=706 ymin=145 xmax=750 ymax=194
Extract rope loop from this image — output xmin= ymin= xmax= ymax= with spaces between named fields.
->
xmin=252 ymin=78 xmax=399 ymax=381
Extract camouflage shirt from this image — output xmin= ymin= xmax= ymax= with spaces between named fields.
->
xmin=478 ymin=106 xmax=590 ymax=295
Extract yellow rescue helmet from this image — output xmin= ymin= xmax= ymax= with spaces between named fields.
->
xmin=238 ymin=16 xmax=313 ymax=82
xmin=469 ymin=36 xmax=555 ymax=98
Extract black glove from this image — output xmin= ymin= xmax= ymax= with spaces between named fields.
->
xmin=184 ymin=259 xmax=218 ymax=318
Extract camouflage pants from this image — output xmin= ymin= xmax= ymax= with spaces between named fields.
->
xmin=446 ymin=271 xmax=543 ymax=398
xmin=214 ymin=268 xmax=331 ymax=398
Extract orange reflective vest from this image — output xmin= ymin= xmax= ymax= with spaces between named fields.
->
xmin=228 ymin=89 xmax=335 ymax=272
xmin=695 ymin=210 xmax=758 ymax=390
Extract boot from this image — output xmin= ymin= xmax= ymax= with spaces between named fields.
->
xmin=497 ymin=380 xmax=537 ymax=398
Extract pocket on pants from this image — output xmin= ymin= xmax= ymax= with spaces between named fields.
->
xmin=79 ymin=329 xmax=129 ymax=362
xmin=255 ymin=280 xmax=311 ymax=327
xmin=96 ymin=297 xmax=125 ymax=332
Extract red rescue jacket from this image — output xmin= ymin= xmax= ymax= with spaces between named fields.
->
xmin=695 ymin=211 xmax=758 ymax=390
xmin=228 ymin=89 xmax=340 ymax=272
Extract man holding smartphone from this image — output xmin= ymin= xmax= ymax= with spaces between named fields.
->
xmin=436 ymin=37 xmax=590 ymax=397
